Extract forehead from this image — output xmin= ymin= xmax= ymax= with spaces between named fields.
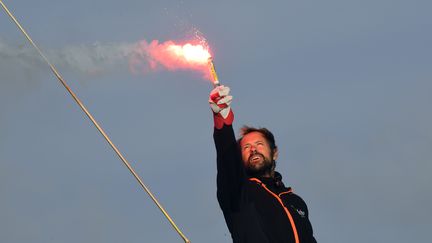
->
xmin=240 ymin=131 xmax=267 ymax=145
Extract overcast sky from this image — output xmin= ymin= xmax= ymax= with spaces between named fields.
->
xmin=1 ymin=0 xmax=431 ymax=242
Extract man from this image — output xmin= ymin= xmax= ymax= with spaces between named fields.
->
xmin=209 ymin=85 xmax=317 ymax=243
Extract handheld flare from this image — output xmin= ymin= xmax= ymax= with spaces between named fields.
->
xmin=208 ymin=57 xmax=220 ymax=87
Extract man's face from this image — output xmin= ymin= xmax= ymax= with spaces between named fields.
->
xmin=240 ymin=131 xmax=278 ymax=177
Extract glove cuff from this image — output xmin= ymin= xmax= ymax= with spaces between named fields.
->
xmin=214 ymin=108 xmax=234 ymax=129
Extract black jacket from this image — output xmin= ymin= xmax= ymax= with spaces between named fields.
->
xmin=214 ymin=125 xmax=317 ymax=243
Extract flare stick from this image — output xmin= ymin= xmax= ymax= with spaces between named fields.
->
xmin=208 ymin=57 xmax=220 ymax=87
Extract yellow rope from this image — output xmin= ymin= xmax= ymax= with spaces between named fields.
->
xmin=0 ymin=1 xmax=190 ymax=242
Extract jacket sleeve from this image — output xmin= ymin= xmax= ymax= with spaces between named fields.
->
xmin=213 ymin=124 xmax=246 ymax=211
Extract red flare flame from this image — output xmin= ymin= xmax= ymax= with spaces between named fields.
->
xmin=129 ymin=40 xmax=212 ymax=80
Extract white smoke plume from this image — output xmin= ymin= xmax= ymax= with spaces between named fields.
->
xmin=50 ymin=42 xmax=136 ymax=74
xmin=0 ymin=39 xmax=136 ymax=78
xmin=0 ymin=38 xmax=212 ymax=85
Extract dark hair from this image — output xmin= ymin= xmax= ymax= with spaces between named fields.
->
xmin=237 ymin=125 xmax=277 ymax=151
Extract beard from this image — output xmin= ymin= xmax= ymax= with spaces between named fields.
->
xmin=244 ymin=151 xmax=275 ymax=177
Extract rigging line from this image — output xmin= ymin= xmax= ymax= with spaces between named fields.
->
xmin=0 ymin=1 xmax=190 ymax=242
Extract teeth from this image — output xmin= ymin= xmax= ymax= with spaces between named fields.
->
xmin=250 ymin=154 xmax=262 ymax=161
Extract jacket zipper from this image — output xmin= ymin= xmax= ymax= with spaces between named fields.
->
xmin=249 ymin=178 xmax=300 ymax=243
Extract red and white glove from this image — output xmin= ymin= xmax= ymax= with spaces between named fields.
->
xmin=209 ymin=85 xmax=234 ymax=129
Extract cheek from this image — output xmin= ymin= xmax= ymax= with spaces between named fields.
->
xmin=258 ymin=148 xmax=272 ymax=159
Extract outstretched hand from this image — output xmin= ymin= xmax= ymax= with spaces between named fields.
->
xmin=209 ymin=85 xmax=234 ymax=129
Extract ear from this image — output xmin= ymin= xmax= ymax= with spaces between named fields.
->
xmin=272 ymin=148 xmax=279 ymax=161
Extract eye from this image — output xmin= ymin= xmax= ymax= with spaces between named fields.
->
xmin=243 ymin=145 xmax=250 ymax=151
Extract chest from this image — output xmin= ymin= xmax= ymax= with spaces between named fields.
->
xmin=245 ymin=180 xmax=307 ymax=224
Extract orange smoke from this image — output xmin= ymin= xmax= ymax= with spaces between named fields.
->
xmin=130 ymin=40 xmax=213 ymax=80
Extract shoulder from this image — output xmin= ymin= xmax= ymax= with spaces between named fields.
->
xmin=281 ymin=190 xmax=310 ymax=215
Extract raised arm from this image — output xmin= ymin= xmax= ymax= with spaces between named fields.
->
xmin=209 ymin=86 xmax=245 ymax=210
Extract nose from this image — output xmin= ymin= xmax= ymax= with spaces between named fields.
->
xmin=250 ymin=145 xmax=257 ymax=153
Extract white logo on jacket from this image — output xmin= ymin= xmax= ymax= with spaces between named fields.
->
xmin=296 ymin=209 xmax=305 ymax=217
xmin=290 ymin=205 xmax=306 ymax=218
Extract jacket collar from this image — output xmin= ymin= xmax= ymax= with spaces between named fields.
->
xmin=254 ymin=171 xmax=286 ymax=189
